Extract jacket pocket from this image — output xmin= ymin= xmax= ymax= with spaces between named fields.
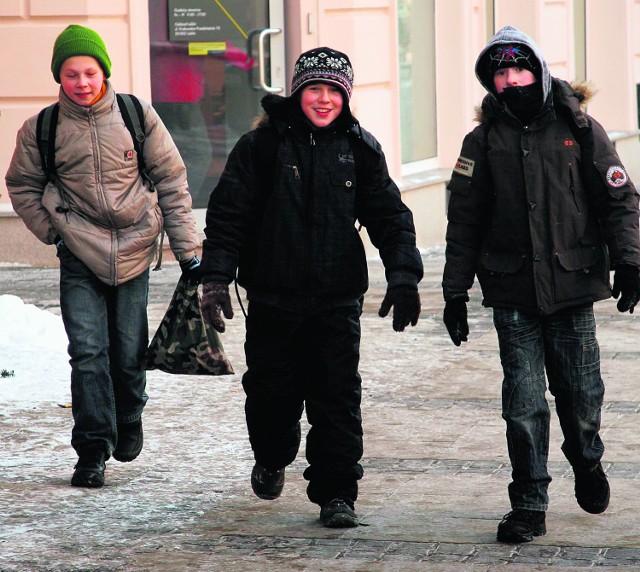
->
xmin=331 ymin=171 xmax=356 ymax=190
xmin=556 ymin=246 xmax=599 ymax=272
xmin=553 ymin=245 xmax=609 ymax=304
xmin=314 ymin=171 xmax=356 ymax=224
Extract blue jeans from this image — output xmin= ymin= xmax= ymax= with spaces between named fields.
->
xmin=58 ymin=245 xmax=149 ymax=456
xmin=493 ymin=305 xmax=605 ymax=511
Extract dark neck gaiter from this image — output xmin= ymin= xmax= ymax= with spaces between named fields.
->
xmin=498 ymin=82 xmax=544 ymax=125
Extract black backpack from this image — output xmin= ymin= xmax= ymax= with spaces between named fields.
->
xmin=36 ymin=93 xmax=153 ymax=190
xmin=36 ymin=93 xmax=166 ymax=268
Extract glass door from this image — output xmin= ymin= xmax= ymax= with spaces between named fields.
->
xmin=148 ymin=0 xmax=284 ymax=207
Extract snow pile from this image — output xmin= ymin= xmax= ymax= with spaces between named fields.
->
xmin=0 ymin=295 xmax=71 ymax=405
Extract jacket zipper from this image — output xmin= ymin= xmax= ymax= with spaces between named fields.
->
xmin=284 ymin=164 xmax=300 ymax=179
xmin=568 ymin=162 xmax=581 ymax=213
xmin=90 ymin=109 xmax=117 ymax=282
xmin=303 ymin=132 xmax=316 ymax=294
xmin=306 ymin=133 xmax=315 ymax=223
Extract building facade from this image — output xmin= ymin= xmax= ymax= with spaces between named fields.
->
xmin=1 ymin=0 xmax=639 ymax=265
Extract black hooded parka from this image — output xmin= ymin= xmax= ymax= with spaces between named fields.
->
xmin=443 ymin=26 xmax=640 ymax=316
xmin=201 ymin=94 xmax=423 ymax=312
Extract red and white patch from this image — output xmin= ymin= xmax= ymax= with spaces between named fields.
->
xmin=124 ymin=149 xmax=134 ymax=161
xmin=606 ymin=165 xmax=628 ymax=188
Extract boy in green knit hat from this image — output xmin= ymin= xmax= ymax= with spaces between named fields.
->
xmin=6 ymin=25 xmax=201 ymax=488
xmin=50 ymin=24 xmax=112 ymax=83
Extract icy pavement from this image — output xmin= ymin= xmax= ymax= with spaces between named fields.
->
xmin=2 ymin=252 xmax=640 ymax=571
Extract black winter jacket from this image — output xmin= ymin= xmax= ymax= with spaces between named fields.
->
xmin=443 ymin=78 xmax=640 ymax=315
xmin=201 ymin=95 xmax=423 ymax=312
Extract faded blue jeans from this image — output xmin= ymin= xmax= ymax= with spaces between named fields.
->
xmin=58 ymin=245 xmax=149 ymax=457
xmin=493 ymin=304 xmax=605 ymax=512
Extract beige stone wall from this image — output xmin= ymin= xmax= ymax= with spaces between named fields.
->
xmin=1 ymin=0 xmax=640 ymax=265
xmin=0 ymin=1 xmax=148 ymax=264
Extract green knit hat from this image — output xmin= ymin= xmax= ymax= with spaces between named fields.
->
xmin=51 ymin=25 xmax=112 ymax=83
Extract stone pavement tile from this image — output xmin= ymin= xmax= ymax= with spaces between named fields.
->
xmin=598 ymin=354 xmax=640 ymax=405
xmin=595 ymin=313 xmax=640 ymax=348
xmin=363 ymin=405 xmax=507 ymax=461
xmin=545 ymin=477 xmax=640 ymax=546
xmin=600 ymin=357 xmax=640 ymax=401
xmin=129 ymin=552 xmax=532 ymax=572
xmin=598 ymin=412 xmax=640 ymax=458
xmin=356 ymin=475 xmax=507 ymax=543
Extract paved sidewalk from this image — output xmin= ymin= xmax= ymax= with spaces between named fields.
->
xmin=1 ymin=248 xmax=640 ymax=571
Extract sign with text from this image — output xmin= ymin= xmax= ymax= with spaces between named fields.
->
xmin=168 ymin=0 xmax=231 ymax=42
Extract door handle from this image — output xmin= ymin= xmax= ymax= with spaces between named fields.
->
xmin=257 ymin=28 xmax=283 ymax=93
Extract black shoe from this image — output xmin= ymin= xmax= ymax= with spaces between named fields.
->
xmin=251 ymin=463 xmax=285 ymax=500
xmin=320 ymin=498 xmax=359 ymax=528
xmin=113 ymin=419 xmax=143 ymax=462
xmin=71 ymin=449 xmax=106 ymax=488
xmin=575 ymin=462 xmax=610 ymax=514
xmin=497 ymin=509 xmax=546 ymax=543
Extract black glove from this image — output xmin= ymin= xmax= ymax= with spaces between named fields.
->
xmin=443 ymin=298 xmax=469 ymax=346
xmin=179 ymin=255 xmax=201 ymax=282
xmin=378 ymin=286 xmax=421 ymax=332
xmin=201 ymin=281 xmax=234 ymax=333
xmin=612 ymin=264 xmax=640 ymax=314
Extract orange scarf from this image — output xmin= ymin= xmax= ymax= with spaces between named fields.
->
xmin=88 ymin=82 xmax=107 ymax=106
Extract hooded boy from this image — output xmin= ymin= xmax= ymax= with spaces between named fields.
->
xmin=199 ymin=47 xmax=423 ymax=527
xmin=442 ymin=26 xmax=640 ymax=543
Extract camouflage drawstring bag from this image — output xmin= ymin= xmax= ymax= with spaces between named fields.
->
xmin=145 ymin=276 xmax=234 ymax=375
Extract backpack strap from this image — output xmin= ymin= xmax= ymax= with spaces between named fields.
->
xmin=116 ymin=93 xmax=165 ymax=269
xmin=35 ymin=95 xmax=150 ymax=186
xmin=36 ymin=102 xmax=60 ymax=181
xmin=116 ymin=93 xmax=155 ymax=191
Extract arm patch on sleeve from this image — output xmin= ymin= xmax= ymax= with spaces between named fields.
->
xmin=453 ymin=156 xmax=475 ymax=177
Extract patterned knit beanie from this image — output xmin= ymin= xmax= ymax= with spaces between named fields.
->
xmin=290 ymin=47 xmax=354 ymax=100
xmin=487 ymin=43 xmax=538 ymax=75
xmin=51 ymin=25 xmax=112 ymax=83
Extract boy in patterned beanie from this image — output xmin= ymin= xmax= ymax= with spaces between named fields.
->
xmin=200 ymin=47 xmax=422 ymax=528
xmin=290 ymin=46 xmax=354 ymax=101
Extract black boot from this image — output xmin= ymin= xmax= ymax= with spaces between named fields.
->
xmin=251 ymin=463 xmax=285 ymax=500
xmin=320 ymin=498 xmax=359 ymax=528
xmin=113 ymin=419 xmax=143 ymax=462
xmin=497 ymin=509 xmax=546 ymax=543
xmin=71 ymin=449 xmax=107 ymax=488
xmin=574 ymin=462 xmax=610 ymax=514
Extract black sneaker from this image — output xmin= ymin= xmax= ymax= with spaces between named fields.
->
xmin=497 ymin=509 xmax=546 ymax=543
xmin=251 ymin=463 xmax=285 ymax=500
xmin=575 ymin=462 xmax=610 ymax=514
xmin=113 ymin=419 xmax=143 ymax=462
xmin=320 ymin=498 xmax=359 ymax=528
xmin=71 ymin=449 xmax=106 ymax=488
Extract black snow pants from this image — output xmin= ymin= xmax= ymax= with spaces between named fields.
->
xmin=242 ymin=300 xmax=364 ymax=506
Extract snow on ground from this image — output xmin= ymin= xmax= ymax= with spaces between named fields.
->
xmin=0 ymin=294 xmax=71 ymax=407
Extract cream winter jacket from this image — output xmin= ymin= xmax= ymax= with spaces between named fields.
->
xmin=5 ymin=81 xmax=198 ymax=285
